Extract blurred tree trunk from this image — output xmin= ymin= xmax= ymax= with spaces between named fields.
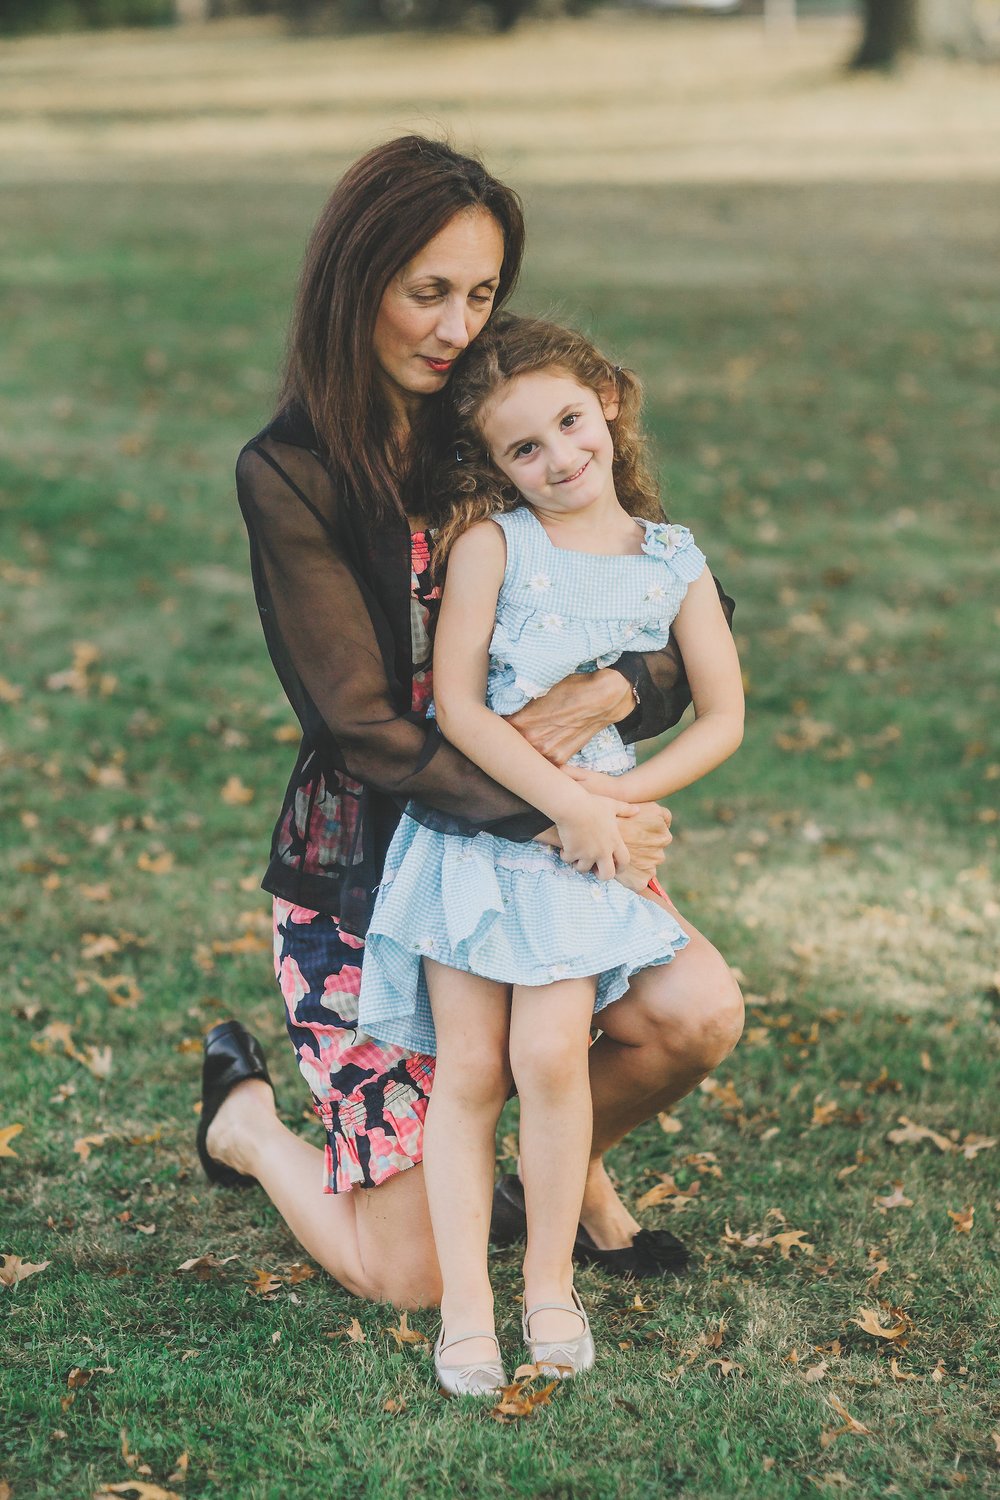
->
xmin=850 ymin=0 xmax=990 ymax=68
xmin=174 ymin=0 xmax=211 ymax=18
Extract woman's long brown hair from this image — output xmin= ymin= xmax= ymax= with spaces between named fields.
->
xmin=279 ymin=135 xmax=525 ymax=518
xmin=430 ymin=314 xmax=664 ymax=574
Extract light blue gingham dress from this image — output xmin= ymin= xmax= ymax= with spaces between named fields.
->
xmin=357 ymin=507 xmax=706 ymax=1055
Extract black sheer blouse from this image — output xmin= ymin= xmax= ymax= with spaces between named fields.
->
xmin=236 ymin=405 xmax=734 ymax=936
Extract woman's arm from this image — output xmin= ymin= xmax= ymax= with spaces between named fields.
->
xmin=237 ymin=438 xmax=547 ymax=837
xmin=569 ymin=570 xmax=744 ymax=804
xmin=433 ymin=522 xmax=634 ymax=879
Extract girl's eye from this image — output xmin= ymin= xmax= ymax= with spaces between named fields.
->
xmin=561 ymin=413 xmax=580 ymax=429
xmin=514 ymin=442 xmax=537 ymax=460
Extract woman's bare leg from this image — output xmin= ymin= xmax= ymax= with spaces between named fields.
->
xmin=509 ymin=978 xmax=596 ymax=1344
xmin=204 ymin=1078 xmax=441 ymax=1308
xmin=422 ymin=959 xmax=512 ymax=1367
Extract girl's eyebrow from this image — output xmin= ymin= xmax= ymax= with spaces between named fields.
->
xmin=501 ymin=404 xmax=579 ymax=458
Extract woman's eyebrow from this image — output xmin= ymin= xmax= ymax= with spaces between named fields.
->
xmin=407 ymin=273 xmax=500 ymax=290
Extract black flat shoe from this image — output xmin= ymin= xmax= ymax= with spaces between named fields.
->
xmin=489 ymin=1173 xmax=691 ymax=1279
xmin=196 ymin=1020 xmax=274 ymax=1189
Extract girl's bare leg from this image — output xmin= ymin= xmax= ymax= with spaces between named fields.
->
xmin=422 ymin=959 xmax=512 ymax=1367
xmin=509 ymin=977 xmax=597 ymax=1344
xmin=204 ymin=1078 xmax=441 ymax=1308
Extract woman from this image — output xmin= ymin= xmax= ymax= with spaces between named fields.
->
xmin=199 ymin=136 xmax=744 ymax=1310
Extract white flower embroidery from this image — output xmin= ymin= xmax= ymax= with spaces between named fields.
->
xmin=548 ymin=962 xmax=570 ymax=981
xmin=538 ymin=613 xmax=564 ymax=632
xmin=660 ymin=524 xmax=687 ymax=557
xmin=644 ymin=582 xmax=667 ymax=602
xmin=527 ymin=573 xmax=551 ymax=592
xmin=416 ymin=936 xmax=436 ymax=955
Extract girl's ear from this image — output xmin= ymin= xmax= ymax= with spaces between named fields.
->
xmin=600 ymin=382 xmax=620 ymax=422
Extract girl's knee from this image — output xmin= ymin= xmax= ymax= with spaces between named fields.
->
xmin=510 ymin=1033 xmax=589 ymax=1096
xmin=434 ymin=1048 xmax=511 ymax=1113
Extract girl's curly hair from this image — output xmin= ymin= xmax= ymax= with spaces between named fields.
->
xmin=428 ymin=314 xmax=664 ymax=577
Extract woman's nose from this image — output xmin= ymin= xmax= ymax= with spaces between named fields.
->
xmin=435 ymin=298 xmax=471 ymax=352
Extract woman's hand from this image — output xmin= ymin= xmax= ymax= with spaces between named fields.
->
xmin=613 ymin=801 xmax=672 ymax=891
xmin=553 ymin=790 xmax=633 ymax=882
xmin=506 ymin=669 xmax=634 ymax=766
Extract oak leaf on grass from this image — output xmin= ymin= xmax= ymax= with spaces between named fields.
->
xmin=947 ymin=1205 xmax=974 ymax=1234
xmin=327 ymin=1317 xmax=365 ymax=1343
xmin=74 ymin=1133 xmax=109 ymax=1162
xmin=852 ymin=1306 xmax=911 ymax=1343
xmin=0 ymin=1254 xmax=51 ymax=1287
xmin=0 ymin=1123 xmax=24 ymax=1158
xmin=383 ymin=1311 xmax=428 ymax=1348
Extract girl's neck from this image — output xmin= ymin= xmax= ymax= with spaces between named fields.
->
xmin=530 ymin=495 xmax=645 ymax=557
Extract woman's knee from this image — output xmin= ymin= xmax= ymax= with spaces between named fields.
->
xmin=636 ymin=943 xmax=745 ymax=1071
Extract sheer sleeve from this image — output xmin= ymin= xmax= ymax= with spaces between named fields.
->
xmin=612 ymin=575 xmax=736 ymax=743
xmin=237 ymin=434 xmax=548 ymax=841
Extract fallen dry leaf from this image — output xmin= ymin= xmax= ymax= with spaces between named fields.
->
xmin=491 ymin=1374 xmax=560 ymax=1421
xmin=699 ymin=1076 xmax=743 ymax=1112
xmin=657 ymin=1111 xmax=682 ymax=1134
xmin=886 ymin=1116 xmax=954 ymax=1154
xmin=889 ymin=1358 xmax=922 ymax=1382
xmin=327 ymin=1317 xmax=365 ymax=1344
xmin=930 ymin=1359 xmax=946 ymax=1383
xmin=0 ymin=1123 xmax=24 ymax=1158
xmin=285 ymin=1262 xmax=316 ymax=1284
xmin=383 ymin=1310 xmax=428 ymax=1348
xmin=175 ymin=1253 xmax=237 ymax=1280
xmin=74 ymin=1133 xmax=109 ymax=1162
xmin=707 ymin=1358 xmax=745 ymax=1378
xmin=958 ymin=1133 xmax=996 ymax=1161
xmin=0 ymin=1254 xmax=51 ymax=1288
xmin=874 ymin=1182 xmax=913 ymax=1212
xmin=804 ymin=1360 xmax=829 ymax=1384
xmin=166 ymin=1453 xmax=189 ymax=1486
xmin=852 ymin=1307 xmax=910 ymax=1343
xmin=383 ymin=1397 xmax=407 ymax=1413
xmin=137 ymin=851 xmax=174 ymax=876
xmin=246 ymin=1269 xmax=283 ymax=1298
xmin=82 ymin=1045 xmax=113 ymax=1079
xmin=68 ymin=1366 xmax=113 ymax=1389
xmin=820 ymin=1393 xmax=874 ymax=1447
xmin=93 ymin=1485 xmax=183 ymax=1500
xmin=220 ymin=776 xmax=254 ymax=806
xmin=947 ymin=1205 xmax=974 ymax=1234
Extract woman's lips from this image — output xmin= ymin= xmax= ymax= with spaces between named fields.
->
xmin=422 ymin=356 xmax=454 ymax=374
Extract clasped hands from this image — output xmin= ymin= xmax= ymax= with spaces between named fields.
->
xmin=507 ymin=668 xmax=671 ymax=892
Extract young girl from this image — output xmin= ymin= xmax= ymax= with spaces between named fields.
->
xmin=357 ymin=315 xmax=744 ymax=1395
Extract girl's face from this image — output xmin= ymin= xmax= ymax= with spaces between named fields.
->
xmin=373 ymin=208 xmax=505 ymax=425
xmin=479 ymin=368 xmax=620 ymax=520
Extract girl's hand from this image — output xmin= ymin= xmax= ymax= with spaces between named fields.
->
xmin=553 ymin=791 xmax=633 ymax=882
xmin=506 ymin=669 xmax=634 ymax=766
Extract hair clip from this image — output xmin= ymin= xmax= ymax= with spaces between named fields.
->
xmin=454 ymin=445 xmax=463 ymax=463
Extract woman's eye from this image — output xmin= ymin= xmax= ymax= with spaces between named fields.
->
xmin=470 ymin=291 xmax=495 ymax=307
xmin=412 ymin=294 xmax=440 ymax=305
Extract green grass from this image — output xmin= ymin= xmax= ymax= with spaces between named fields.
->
xmin=2 ymin=172 xmax=999 ymax=1499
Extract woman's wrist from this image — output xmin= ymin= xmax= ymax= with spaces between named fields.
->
xmin=599 ymin=667 xmax=639 ymax=726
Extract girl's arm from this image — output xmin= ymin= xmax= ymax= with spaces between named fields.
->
xmin=569 ymin=569 xmax=744 ymax=805
xmin=433 ymin=522 xmax=633 ymax=881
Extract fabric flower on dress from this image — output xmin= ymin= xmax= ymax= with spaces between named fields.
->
xmin=527 ymin=572 xmax=552 ymax=592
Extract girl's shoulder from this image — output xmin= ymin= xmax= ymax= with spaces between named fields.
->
xmin=640 ymin=519 xmax=706 ymax=583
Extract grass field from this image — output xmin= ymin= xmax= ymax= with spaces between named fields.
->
xmin=2 ymin=16 xmax=999 ymax=1500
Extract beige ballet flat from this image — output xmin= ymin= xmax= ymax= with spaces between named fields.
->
xmin=433 ymin=1327 xmax=507 ymax=1397
xmin=522 ymin=1287 xmax=595 ymax=1379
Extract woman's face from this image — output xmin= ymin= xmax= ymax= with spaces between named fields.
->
xmin=373 ymin=207 xmax=505 ymax=425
